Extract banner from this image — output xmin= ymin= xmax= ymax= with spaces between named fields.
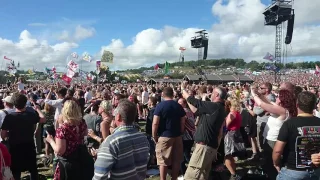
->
xmin=101 ymin=50 xmax=114 ymax=63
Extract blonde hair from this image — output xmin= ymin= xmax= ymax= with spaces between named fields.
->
xmin=230 ymin=98 xmax=241 ymax=112
xmin=44 ymin=103 xmax=54 ymax=113
xmin=62 ymin=100 xmax=82 ymax=125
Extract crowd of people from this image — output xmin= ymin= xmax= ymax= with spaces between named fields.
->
xmin=1 ymin=77 xmax=320 ymax=180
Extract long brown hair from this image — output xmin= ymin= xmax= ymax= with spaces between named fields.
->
xmin=278 ymin=89 xmax=297 ymax=117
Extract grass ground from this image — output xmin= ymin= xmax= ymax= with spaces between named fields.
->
xmin=21 ymin=121 xmax=262 ymax=179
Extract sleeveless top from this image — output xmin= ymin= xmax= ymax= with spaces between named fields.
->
xmin=227 ymin=111 xmax=242 ymax=131
xmin=263 ymin=109 xmax=289 ymax=141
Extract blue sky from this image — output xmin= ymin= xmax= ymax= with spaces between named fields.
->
xmin=0 ymin=0 xmax=219 ymax=53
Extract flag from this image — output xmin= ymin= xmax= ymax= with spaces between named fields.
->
xmin=315 ymin=65 xmax=320 ymax=75
xmin=154 ymin=64 xmax=159 ymax=70
xmin=66 ymin=68 xmax=76 ymax=78
xmin=51 ymin=73 xmax=59 ymax=79
xmin=3 ymin=56 xmax=12 ymax=61
xmin=101 ymin=50 xmax=113 ymax=63
xmin=52 ymin=66 xmax=56 ymax=73
xmin=67 ymin=60 xmax=78 ymax=71
xmin=263 ymin=52 xmax=274 ymax=61
xmin=61 ymin=74 xmax=72 ymax=84
xmin=164 ymin=61 xmax=170 ymax=74
xmin=179 ymin=47 xmax=186 ymax=51
xmin=96 ymin=60 xmax=101 ymax=69
xmin=82 ymin=53 xmax=92 ymax=62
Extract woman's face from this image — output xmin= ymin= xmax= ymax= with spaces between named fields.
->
xmin=128 ymin=96 xmax=134 ymax=102
xmin=98 ymin=107 xmax=104 ymax=114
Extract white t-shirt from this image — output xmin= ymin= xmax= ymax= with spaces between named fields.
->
xmin=44 ymin=98 xmax=63 ymax=121
xmin=84 ymin=91 xmax=93 ymax=103
xmin=0 ymin=108 xmax=15 ymax=141
xmin=141 ymin=91 xmax=149 ymax=104
xmin=263 ymin=110 xmax=289 ymax=141
xmin=17 ymin=82 xmax=25 ymax=91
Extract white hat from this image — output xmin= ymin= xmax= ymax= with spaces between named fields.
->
xmin=2 ymin=96 xmax=13 ymax=104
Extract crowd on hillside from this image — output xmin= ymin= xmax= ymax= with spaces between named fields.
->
xmin=1 ymin=76 xmax=320 ymax=180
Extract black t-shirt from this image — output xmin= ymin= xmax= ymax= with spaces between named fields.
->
xmin=1 ymin=111 xmax=40 ymax=146
xmin=146 ymin=107 xmax=155 ymax=135
xmin=277 ymin=116 xmax=320 ymax=170
xmin=154 ymin=100 xmax=186 ymax=137
xmin=187 ymin=96 xmax=226 ymax=149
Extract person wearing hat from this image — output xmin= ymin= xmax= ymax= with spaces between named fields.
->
xmin=0 ymin=96 xmax=15 ymax=142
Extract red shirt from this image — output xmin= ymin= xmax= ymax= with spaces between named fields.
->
xmin=227 ymin=111 xmax=242 ymax=131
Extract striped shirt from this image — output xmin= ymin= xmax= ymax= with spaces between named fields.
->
xmin=93 ymin=125 xmax=149 ymax=180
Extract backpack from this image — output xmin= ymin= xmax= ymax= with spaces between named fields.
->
xmin=1 ymin=110 xmax=8 ymax=116
xmin=0 ymin=147 xmax=13 ymax=180
xmin=58 ymin=123 xmax=94 ymax=180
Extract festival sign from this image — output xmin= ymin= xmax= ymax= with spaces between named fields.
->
xmin=101 ymin=50 xmax=113 ymax=63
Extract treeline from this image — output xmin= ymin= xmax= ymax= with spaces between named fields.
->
xmin=122 ymin=59 xmax=320 ymax=73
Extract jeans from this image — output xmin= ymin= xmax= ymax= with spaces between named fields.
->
xmin=263 ymin=140 xmax=278 ymax=180
xmin=277 ymin=167 xmax=319 ymax=180
xmin=257 ymin=122 xmax=266 ymax=152
xmin=181 ymin=140 xmax=194 ymax=174
xmin=12 ymin=166 xmax=38 ymax=180
xmin=146 ymin=135 xmax=155 ymax=166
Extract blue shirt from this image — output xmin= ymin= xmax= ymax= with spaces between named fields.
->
xmin=93 ymin=125 xmax=149 ymax=180
xmin=154 ymin=100 xmax=186 ymax=137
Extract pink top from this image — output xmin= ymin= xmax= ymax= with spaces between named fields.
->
xmin=227 ymin=111 xmax=242 ymax=131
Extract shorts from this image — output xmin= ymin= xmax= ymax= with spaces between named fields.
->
xmin=156 ymin=136 xmax=183 ymax=166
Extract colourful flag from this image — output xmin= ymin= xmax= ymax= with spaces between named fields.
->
xmin=52 ymin=66 xmax=56 ymax=73
xmin=154 ymin=64 xmax=159 ymax=70
xmin=3 ymin=56 xmax=12 ymax=61
xmin=67 ymin=60 xmax=78 ymax=71
xmin=66 ymin=68 xmax=75 ymax=78
xmin=101 ymin=50 xmax=113 ymax=63
xmin=96 ymin=60 xmax=101 ymax=69
xmin=179 ymin=47 xmax=186 ymax=51
xmin=82 ymin=53 xmax=92 ymax=62
xmin=61 ymin=74 xmax=72 ymax=84
xmin=263 ymin=52 xmax=274 ymax=61
xmin=315 ymin=65 xmax=320 ymax=75
xmin=164 ymin=61 xmax=170 ymax=74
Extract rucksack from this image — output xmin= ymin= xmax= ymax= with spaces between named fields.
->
xmin=0 ymin=147 xmax=13 ymax=180
xmin=1 ymin=110 xmax=8 ymax=116
xmin=58 ymin=123 xmax=94 ymax=180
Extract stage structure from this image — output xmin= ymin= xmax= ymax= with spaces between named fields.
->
xmin=190 ymin=30 xmax=209 ymax=61
xmin=263 ymin=0 xmax=295 ymax=82
xmin=179 ymin=47 xmax=186 ymax=63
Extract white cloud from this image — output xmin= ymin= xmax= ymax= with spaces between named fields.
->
xmin=28 ymin=23 xmax=47 ymax=27
xmin=0 ymin=30 xmax=78 ymax=71
xmin=58 ymin=30 xmax=69 ymax=41
xmin=56 ymin=25 xmax=95 ymax=42
xmin=1 ymin=0 xmax=320 ymax=72
xmin=99 ymin=0 xmax=320 ymax=70
xmin=74 ymin=25 xmax=95 ymax=41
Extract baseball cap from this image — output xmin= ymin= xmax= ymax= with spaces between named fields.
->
xmin=2 ymin=96 xmax=13 ymax=104
xmin=114 ymin=90 xmax=120 ymax=94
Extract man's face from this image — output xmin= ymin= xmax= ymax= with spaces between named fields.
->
xmin=259 ymin=85 xmax=268 ymax=95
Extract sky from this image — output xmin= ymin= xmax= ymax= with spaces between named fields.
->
xmin=0 ymin=0 xmax=319 ymax=72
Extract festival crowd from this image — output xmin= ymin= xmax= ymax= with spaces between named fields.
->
xmin=1 ymin=77 xmax=320 ymax=180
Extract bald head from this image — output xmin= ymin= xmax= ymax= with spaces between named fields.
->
xmin=280 ymin=82 xmax=295 ymax=94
